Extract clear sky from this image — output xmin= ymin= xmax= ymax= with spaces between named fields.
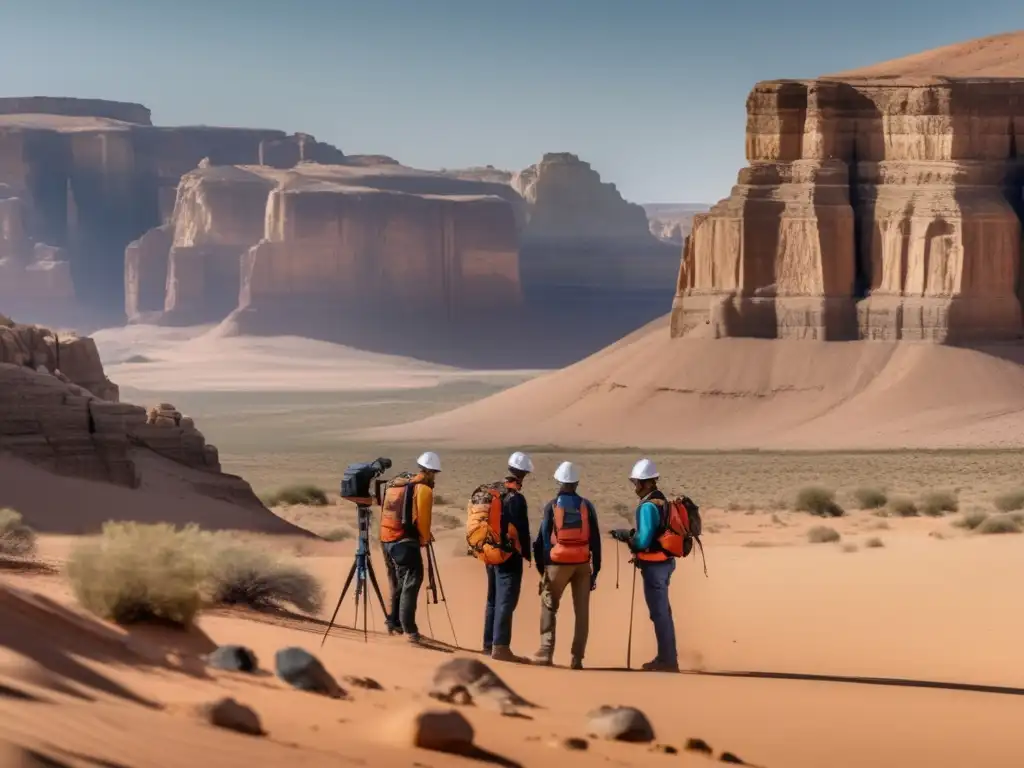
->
xmin=2 ymin=0 xmax=1023 ymax=204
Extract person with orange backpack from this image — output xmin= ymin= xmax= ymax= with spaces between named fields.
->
xmin=531 ymin=461 xmax=601 ymax=670
xmin=465 ymin=451 xmax=534 ymax=663
xmin=610 ymin=458 xmax=701 ymax=673
xmin=379 ymin=451 xmax=440 ymax=644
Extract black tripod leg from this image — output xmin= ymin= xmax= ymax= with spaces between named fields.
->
xmin=365 ymin=556 xmax=389 ymax=616
xmin=429 ymin=544 xmax=459 ymax=648
xmin=321 ymin=560 xmax=358 ymax=647
xmin=362 ymin=567 xmax=369 ymax=643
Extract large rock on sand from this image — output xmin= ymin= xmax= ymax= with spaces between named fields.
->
xmin=673 ymin=33 xmax=1024 ymax=343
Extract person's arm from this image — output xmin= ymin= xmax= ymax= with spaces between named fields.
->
xmin=533 ymin=502 xmax=552 ymax=570
xmin=632 ymin=501 xmax=660 ymax=551
xmin=514 ymin=494 xmax=532 ymax=563
xmin=588 ymin=501 xmax=602 ymax=576
xmin=414 ymin=484 xmax=433 ymax=545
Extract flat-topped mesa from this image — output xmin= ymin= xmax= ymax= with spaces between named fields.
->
xmin=674 ymin=75 xmax=1024 ymax=342
xmin=0 ymin=97 xmax=152 ymax=125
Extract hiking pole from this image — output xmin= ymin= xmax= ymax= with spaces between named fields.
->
xmin=615 ymin=541 xmax=620 ymax=589
xmin=429 ymin=543 xmax=459 ymax=648
xmin=424 ymin=547 xmax=437 ymax=639
xmin=626 ymin=560 xmax=637 ymax=670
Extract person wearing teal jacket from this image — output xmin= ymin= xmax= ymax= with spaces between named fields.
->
xmin=610 ymin=458 xmax=679 ymax=672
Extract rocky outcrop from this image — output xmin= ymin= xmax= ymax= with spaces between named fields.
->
xmin=258 ymin=133 xmax=346 ymax=169
xmin=643 ymin=203 xmax=708 ymax=244
xmin=0 ymin=321 xmax=117 ymax=401
xmin=0 ymin=97 xmax=151 ymax=124
xmin=673 ymin=75 xmax=1024 ymax=342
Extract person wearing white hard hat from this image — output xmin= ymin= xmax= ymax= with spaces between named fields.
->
xmin=530 ymin=460 xmax=602 ymax=669
xmin=610 ymin=457 xmax=680 ymax=672
xmin=378 ymin=451 xmax=441 ymax=643
xmin=481 ymin=451 xmax=534 ymax=663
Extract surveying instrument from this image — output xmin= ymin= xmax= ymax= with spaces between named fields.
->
xmin=320 ymin=457 xmax=393 ymax=646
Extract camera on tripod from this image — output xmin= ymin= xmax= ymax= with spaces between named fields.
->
xmin=340 ymin=457 xmax=393 ymax=506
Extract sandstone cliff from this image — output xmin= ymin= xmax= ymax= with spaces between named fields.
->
xmin=0 ymin=317 xmax=264 ymax=511
xmin=673 ymin=38 xmax=1024 ymax=342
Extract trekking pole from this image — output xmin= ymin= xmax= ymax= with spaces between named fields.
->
xmin=615 ymin=541 xmax=620 ymax=589
xmin=429 ymin=543 xmax=460 ymax=648
xmin=626 ymin=560 xmax=637 ymax=670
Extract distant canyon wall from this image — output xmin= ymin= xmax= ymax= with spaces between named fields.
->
xmin=673 ymin=78 xmax=1024 ymax=343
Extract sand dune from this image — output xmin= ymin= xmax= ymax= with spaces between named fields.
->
xmin=828 ymin=29 xmax=1024 ymax=78
xmin=361 ymin=316 xmax=1024 ymax=450
xmin=92 ymin=324 xmax=540 ymax=393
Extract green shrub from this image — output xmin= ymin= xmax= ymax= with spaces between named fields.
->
xmin=0 ymin=508 xmax=36 ymax=558
xmin=887 ymin=497 xmax=919 ymax=517
xmin=976 ymin=514 xmax=1023 ymax=535
xmin=920 ymin=490 xmax=958 ymax=517
xmin=852 ymin=487 xmax=887 ymax=510
xmin=794 ymin=487 xmax=844 ymax=517
xmin=807 ymin=525 xmax=841 ymax=544
xmin=67 ymin=522 xmax=207 ymax=627
xmin=994 ymin=489 xmax=1024 ymax=513
xmin=261 ymin=484 xmax=329 ymax=507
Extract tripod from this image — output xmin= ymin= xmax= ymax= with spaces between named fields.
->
xmin=424 ymin=542 xmax=459 ymax=647
xmin=321 ymin=503 xmax=388 ymax=646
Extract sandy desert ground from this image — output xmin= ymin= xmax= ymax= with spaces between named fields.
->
xmin=4 ymin=323 xmax=1024 ymax=767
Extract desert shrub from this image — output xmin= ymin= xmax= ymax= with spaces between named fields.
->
xmin=953 ymin=509 xmax=989 ymax=530
xmin=852 ymin=487 xmax=887 ymax=510
xmin=807 ymin=525 xmax=841 ymax=544
xmin=887 ymin=497 xmax=919 ymax=517
xmin=0 ymin=508 xmax=36 ymax=558
xmin=841 ymin=543 xmax=859 ymax=553
xmin=67 ymin=522 xmax=207 ymax=627
xmin=262 ymin=484 xmax=329 ymax=507
xmin=122 ymin=354 xmax=153 ymax=364
xmin=323 ymin=528 xmax=352 ymax=542
xmin=433 ymin=493 xmax=449 ymax=506
xmin=794 ymin=487 xmax=844 ymax=518
xmin=993 ymin=489 xmax=1024 ymax=513
xmin=864 ymin=537 xmax=885 ymax=548
xmin=433 ymin=512 xmax=461 ymax=530
xmin=920 ymin=490 xmax=958 ymax=517
xmin=203 ymin=537 xmax=324 ymax=614
xmin=976 ymin=514 xmax=1023 ymax=535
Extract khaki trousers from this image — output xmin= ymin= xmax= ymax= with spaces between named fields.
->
xmin=538 ymin=562 xmax=591 ymax=661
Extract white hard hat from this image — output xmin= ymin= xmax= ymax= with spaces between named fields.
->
xmin=553 ymin=461 xmax=580 ymax=484
xmin=507 ymin=451 xmax=534 ymax=473
xmin=417 ymin=451 xmax=442 ymax=472
xmin=629 ymin=458 xmax=659 ymax=481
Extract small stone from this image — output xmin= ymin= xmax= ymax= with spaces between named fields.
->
xmin=553 ymin=737 xmax=588 ymax=751
xmin=383 ymin=707 xmax=475 ymax=754
xmin=685 ymin=737 xmax=714 ymax=755
xmin=343 ymin=675 xmax=384 ymax=691
xmin=586 ymin=705 xmax=655 ymax=743
xmin=720 ymin=752 xmax=746 ymax=764
xmin=198 ymin=697 xmax=263 ymax=736
xmin=207 ymin=645 xmax=259 ymax=673
xmin=274 ymin=647 xmax=345 ymax=698
xmin=651 ymin=743 xmax=678 ymax=754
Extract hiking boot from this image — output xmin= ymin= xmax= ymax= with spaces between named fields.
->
xmin=532 ymin=651 xmax=553 ymax=666
xmin=386 ymin=624 xmax=403 ymax=636
xmin=641 ymin=658 xmax=680 ymax=673
xmin=482 ymin=645 xmax=492 ymax=656
xmin=407 ymin=632 xmax=425 ymax=645
xmin=491 ymin=645 xmax=530 ymax=664
xmin=570 ymin=656 xmax=584 ymax=670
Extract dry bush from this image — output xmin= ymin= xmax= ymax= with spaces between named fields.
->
xmin=67 ymin=522 xmax=207 ymax=627
xmin=322 ymin=528 xmax=353 ymax=542
xmin=433 ymin=493 xmax=450 ymax=506
xmin=841 ymin=543 xmax=859 ymax=553
xmin=852 ymin=487 xmax=887 ymax=510
xmin=976 ymin=514 xmax=1023 ymax=535
xmin=807 ymin=525 xmax=841 ymax=544
xmin=994 ymin=489 xmax=1024 ymax=513
xmin=870 ymin=520 xmax=891 ymax=530
xmin=887 ymin=497 xmax=919 ymax=517
xmin=433 ymin=512 xmax=461 ymax=530
xmin=794 ymin=487 xmax=844 ymax=518
xmin=920 ymin=490 xmax=958 ymax=517
xmin=204 ymin=536 xmax=324 ymax=615
xmin=261 ymin=483 xmax=330 ymax=507
xmin=953 ymin=509 xmax=989 ymax=530
xmin=0 ymin=508 xmax=36 ymax=558
xmin=865 ymin=537 xmax=885 ymax=548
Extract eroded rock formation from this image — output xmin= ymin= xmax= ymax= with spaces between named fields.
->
xmin=673 ymin=73 xmax=1024 ymax=342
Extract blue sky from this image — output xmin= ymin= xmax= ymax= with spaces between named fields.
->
xmin=2 ymin=0 xmax=1023 ymax=203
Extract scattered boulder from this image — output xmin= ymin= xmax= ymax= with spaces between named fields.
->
xmin=428 ymin=657 xmax=534 ymax=709
xmin=382 ymin=706 xmax=475 ymax=755
xmin=585 ymin=705 xmax=655 ymax=743
xmin=720 ymin=752 xmax=746 ymax=764
xmin=206 ymin=645 xmax=259 ymax=673
xmin=198 ymin=697 xmax=264 ymax=736
xmin=343 ymin=675 xmax=383 ymax=691
xmin=274 ymin=647 xmax=345 ymax=698
xmin=685 ymin=737 xmax=714 ymax=755
xmin=651 ymin=743 xmax=678 ymax=754
xmin=551 ymin=737 xmax=589 ymax=751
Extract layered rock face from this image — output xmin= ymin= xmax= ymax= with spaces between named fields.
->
xmin=0 ymin=317 xmax=256 ymax=504
xmin=673 ymin=77 xmax=1024 ymax=342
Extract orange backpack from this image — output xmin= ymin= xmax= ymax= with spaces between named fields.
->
xmin=465 ymin=481 xmax=521 ymax=565
xmin=656 ymin=495 xmax=707 ymax=576
xmin=550 ymin=497 xmax=592 ymax=565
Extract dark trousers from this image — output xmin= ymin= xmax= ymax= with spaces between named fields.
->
xmin=483 ymin=555 xmax=523 ymax=649
xmin=639 ymin=558 xmax=677 ymax=665
xmin=382 ymin=540 xmax=424 ymax=635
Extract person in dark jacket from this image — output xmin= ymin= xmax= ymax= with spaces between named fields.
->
xmin=531 ymin=461 xmax=601 ymax=669
xmin=483 ymin=450 xmax=534 ymax=663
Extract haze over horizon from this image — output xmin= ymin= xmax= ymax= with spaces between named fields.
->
xmin=2 ymin=0 xmax=1023 ymax=204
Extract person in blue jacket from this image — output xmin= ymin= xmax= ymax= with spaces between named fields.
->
xmin=610 ymin=457 xmax=680 ymax=672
